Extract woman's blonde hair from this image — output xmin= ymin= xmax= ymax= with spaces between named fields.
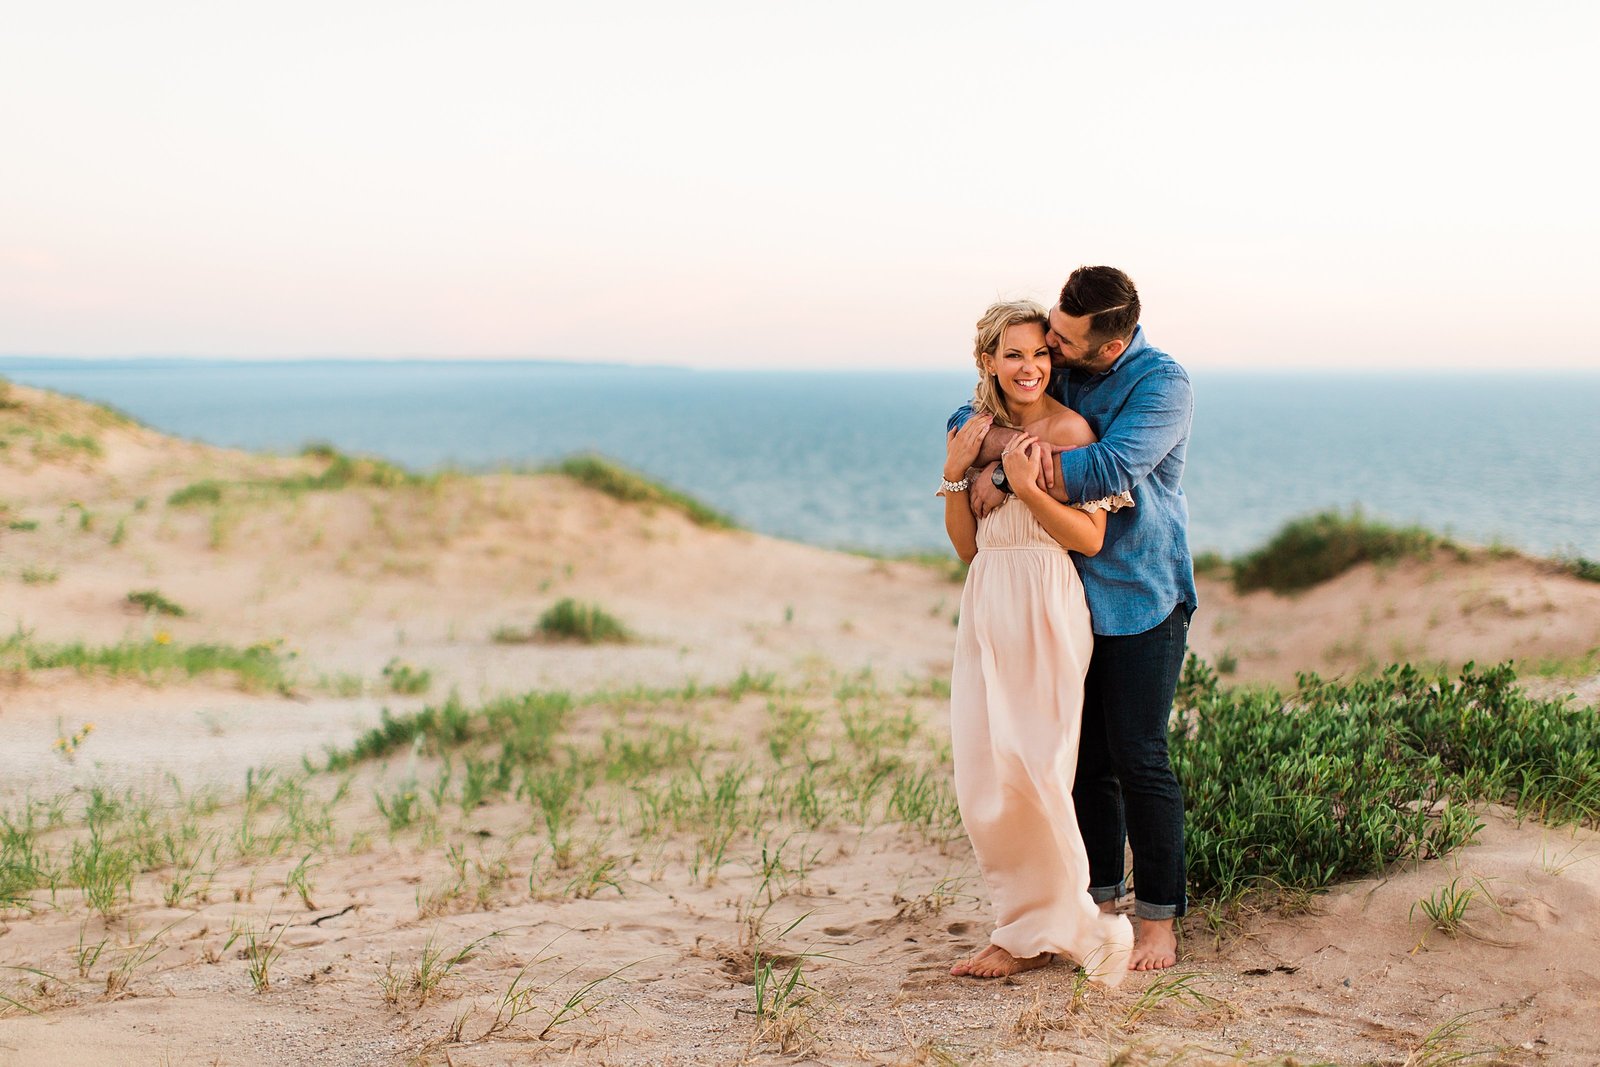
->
xmin=971 ymin=299 xmax=1049 ymax=427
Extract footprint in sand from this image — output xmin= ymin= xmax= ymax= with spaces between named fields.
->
xmin=616 ymin=921 xmax=680 ymax=941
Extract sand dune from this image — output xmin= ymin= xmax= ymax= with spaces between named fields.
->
xmin=2 ymin=380 xmax=1598 ymax=1065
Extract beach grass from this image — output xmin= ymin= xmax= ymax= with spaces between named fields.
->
xmin=168 ymin=480 xmax=225 ymax=506
xmin=0 ymin=632 xmax=294 ymax=693
xmin=125 ymin=589 xmax=187 ymax=616
xmin=8 ymin=657 xmax=1586 ymax=926
xmin=851 ymin=548 xmax=970 ymax=583
xmin=549 ymin=453 xmax=737 ymax=529
xmin=380 ymin=658 xmax=432 ymax=695
xmin=1 ymin=658 xmax=1596 ymax=1052
xmin=0 ymin=380 xmax=140 ymax=475
xmin=167 ymin=444 xmax=431 ymax=508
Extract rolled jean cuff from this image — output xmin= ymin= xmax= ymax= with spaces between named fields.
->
xmin=1088 ymin=881 xmax=1127 ymax=905
xmin=1134 ymin=899 xmax=1182 ymax=921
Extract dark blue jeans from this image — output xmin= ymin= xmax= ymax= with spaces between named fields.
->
xmin=1073 ymin=603 xmax=1190 ymax=920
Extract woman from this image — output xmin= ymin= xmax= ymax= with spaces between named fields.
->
xmin=939 ymin=299 xmax=1134 ymax=986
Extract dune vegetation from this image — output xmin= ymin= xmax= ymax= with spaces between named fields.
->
xmin=547 ymin=453 xmax=738 ymax=530
xmin=4 ymin=383 xmax=1600 ymax=1062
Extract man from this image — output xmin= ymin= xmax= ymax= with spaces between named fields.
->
xmin=948 ymin=265 xmax=1196 ymax=971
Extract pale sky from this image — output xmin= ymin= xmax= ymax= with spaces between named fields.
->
xmin=3 ymin=1 xmax=1597 ymax=370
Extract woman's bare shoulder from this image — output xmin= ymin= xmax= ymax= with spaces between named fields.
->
xmin=1025 ymin=406 xmax=1097 ymax=447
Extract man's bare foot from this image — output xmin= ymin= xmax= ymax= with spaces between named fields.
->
xmin=1097 ymin=899 xmax=1118 ymax=915
xmin=950 ymin=945 xmax=1053 ymax=978
xmin=1129 ymin=918 xmax=1177 ymax=971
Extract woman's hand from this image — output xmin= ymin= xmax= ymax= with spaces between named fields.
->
xmin=970 ymin=461 xmax=1005 ymax=518
xmin=1002 ymin=433 xmax=1049 ymax=499
xmin=944 ymin=414 xmax=993 ymax=481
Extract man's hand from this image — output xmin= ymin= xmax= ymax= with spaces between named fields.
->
xmin=1002 ymin=434 xmax=1047 ymax=498
xmin=977 ymin=421 xmax=1073 ymax=493
xmin=1029 ymin=441 xmax=1073 ymax=493
xmin=969 ymin=462 xmax=1004 ymax=519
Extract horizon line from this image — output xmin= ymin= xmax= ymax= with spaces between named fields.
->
xmin=3 ymin=353 xmax=1597 ymax=376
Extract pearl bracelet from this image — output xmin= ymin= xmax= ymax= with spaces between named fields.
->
xmin=938 ymin=475 xmax=971 ymax=495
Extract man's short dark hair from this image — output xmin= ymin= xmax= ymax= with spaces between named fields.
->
xmin=1059 ymin=266 xmax=1140 ymax=343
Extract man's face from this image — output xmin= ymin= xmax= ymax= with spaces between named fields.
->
xmin=1047 ymin=308 xmax=1125 ymax=375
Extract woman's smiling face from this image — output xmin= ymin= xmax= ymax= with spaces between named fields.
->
xmin=985 ymin=321 xmax=1052 ymax=408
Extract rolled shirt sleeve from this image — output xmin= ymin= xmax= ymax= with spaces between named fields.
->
xmin=1058 ymin=367 xmax=1193 ymax=503
xmin=947 ymin=403 xmax=975 ymax=434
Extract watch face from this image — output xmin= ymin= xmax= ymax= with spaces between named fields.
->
xmin=991 ymin=465 xmax=1008 ymax=490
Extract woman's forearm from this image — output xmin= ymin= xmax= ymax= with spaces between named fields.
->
xmin=944 ymin=491 xmax=978 ymax=563
xmin=1014 ymin=485 xmax=1105 ymax=556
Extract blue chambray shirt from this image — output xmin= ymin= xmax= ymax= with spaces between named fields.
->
xmin=947 ymin=325 xmax=1198 ymax=637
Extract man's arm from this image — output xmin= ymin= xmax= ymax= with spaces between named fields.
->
xmin=1057 ymin=367 xmax=1192 ymax=502
xmin=948 ymin=403 xmax=1036 ymax=475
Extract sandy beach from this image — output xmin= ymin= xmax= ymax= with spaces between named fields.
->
xmin=3 ymin=379 xmax=1599 ymax=1066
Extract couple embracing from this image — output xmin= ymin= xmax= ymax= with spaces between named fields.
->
xmin=938 ymin=266 xmax=1196 ymax=989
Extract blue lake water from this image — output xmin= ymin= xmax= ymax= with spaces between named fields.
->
xmin=3 ymin=358 xmax=1598 ymax=559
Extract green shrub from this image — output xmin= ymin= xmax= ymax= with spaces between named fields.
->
xmin=537 ymin=598 xmax=631 ymax=644
xmin=1561 ymin=556 xmax=1600 ymax=583
xmin=1191 ymin=550 xmax=1228 ymax=578
xmin=552 ymin=454 xmax=736 ymax=529
xmin=275 ymin=444 xmax=422 ymax=492
xmin=126 ymin=589 xmax=186 ymax=617
xmin=1231 ymin=509 xmax=1438 ymax=593
xmin=1173 ymin=657 xmax=1600 ymax=901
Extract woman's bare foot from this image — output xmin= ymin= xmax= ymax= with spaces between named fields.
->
xmin=1129 ymin=918 xmax=1177 ymax=971
xmin=950 ymin=945 xmax=1053 ymax=978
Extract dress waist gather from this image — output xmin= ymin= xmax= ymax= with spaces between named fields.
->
xmin=975 ymin=543 xmax=1072 ymax=554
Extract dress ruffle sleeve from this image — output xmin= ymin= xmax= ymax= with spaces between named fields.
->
xmin=1070 ymin=490 xmax=1134 ymax=514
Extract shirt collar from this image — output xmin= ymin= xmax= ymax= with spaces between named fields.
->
xmin=1101 ymin=324 xmax=1146 ymax=376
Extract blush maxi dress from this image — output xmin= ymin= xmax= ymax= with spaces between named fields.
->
xmin=950 ymin=492 xmax=1135 ymax=987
